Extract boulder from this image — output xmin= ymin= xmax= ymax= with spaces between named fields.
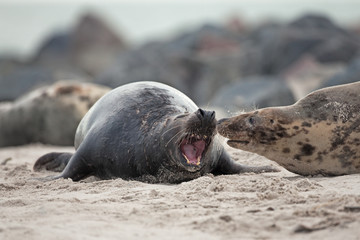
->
xmin=319 ymin=57 xmax=360 ymax=88
xmin=210 ymin=77 xmax=296 ymax=115
xmin=31 ymin=12 xmax=126 ymax=77
xmin=283 ymin=55 xmax=345 ymax=99
xmin=240 ymin=14 xmax=360 ymax=75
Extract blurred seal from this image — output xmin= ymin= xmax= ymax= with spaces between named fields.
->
xmin=0 ymin=81 xmax=110 ymax=147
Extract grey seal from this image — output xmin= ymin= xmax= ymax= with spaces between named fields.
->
xmin=218 ymin=82 xmax=360 ymax=176
xmin=34 ymin=81 xmax=276 ymax=183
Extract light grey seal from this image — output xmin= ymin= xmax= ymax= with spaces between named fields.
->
xmin=218 ymin=82 xmax=360 ymax=176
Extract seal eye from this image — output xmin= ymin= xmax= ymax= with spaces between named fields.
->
xmin=248 ymin=117 xmax=255 ymax=125
xmin=270 ymin=119 xmax=274 ymax=124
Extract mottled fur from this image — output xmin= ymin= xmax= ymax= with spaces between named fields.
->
xmin=218 ymin=82 xmax=360 ymax=176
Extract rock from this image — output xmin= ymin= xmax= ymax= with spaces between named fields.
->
xmin=240 ymin=14 xmax=360 ymax=75
xmin=0 ymin=66 xmax=53 ymax=102
xmin=96 ymin=23 xmax=243 ymax=105
xmin=283 ymin=55 xmax=345 ymax=100
xmin=31 ymin=32 xmax=72 ymax=69
xmin=0 ymin=62 xmax=90 ymax=101
xmin=319 ymin=57 xmax=360 ymax=88
xmin=168 ymin=23 xmax=242 ymax=55
xmin=0 ymin=13 xmax=122 ymax=101
xmin=96 ymin=41 xmax=195 ymax=97
xmin=210 ymin=77 xmax=296 ymax=115
xmin=69 ymin=13 xmax=126 ymax=76
xmin=32 ymin=12 xmax=126 ymax=77
xmin=0 ymin=81 xmax=110 ymax=147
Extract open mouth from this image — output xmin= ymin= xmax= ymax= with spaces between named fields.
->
xmin=180 ymin=134 xmax=210 ymax=166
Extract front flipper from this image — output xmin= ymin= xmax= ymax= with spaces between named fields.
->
xmin=33 ymin=147 xmax=94 ymax=182
xmin=213 ymin=150 xmax=280 ymax=175
xmin=33 ymin=152 xmax=73 ymax=172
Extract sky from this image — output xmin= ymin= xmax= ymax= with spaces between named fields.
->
xmin=0 ymin=0 xmax=359 ymax=58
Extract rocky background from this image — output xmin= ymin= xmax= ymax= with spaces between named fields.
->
xmin=1 ymin=12 xmax=360 ymax=146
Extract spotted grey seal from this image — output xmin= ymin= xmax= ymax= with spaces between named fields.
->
xmin=33 ymin=81 xmax=276 ymax=183
xmin=217 ymin=82 xmax=360 ymax=176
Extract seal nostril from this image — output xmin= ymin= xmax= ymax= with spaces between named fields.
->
xmin=210 ymin=111 xmax=215 ymax=120
xmin=196 ymin=108 xmax=205 ymax=119
xmin=249 ymin=117 xmax=255 ymax=125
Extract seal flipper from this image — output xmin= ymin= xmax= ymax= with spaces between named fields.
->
xmin=212 ymin=150 xmax=279 ymax=174
xmin=33 ymin=152 xmax=73 ymax=172
xmin=54 ymin=149 xmax=95 ymax=181
xmin=34 ymin=147 xmax=94 ymax=181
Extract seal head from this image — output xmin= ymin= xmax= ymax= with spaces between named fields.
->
xmin=162 ymin=109 xmax=216 ymax=172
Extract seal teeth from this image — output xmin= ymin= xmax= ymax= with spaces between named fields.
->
xmin=196 ymin=156 xmax=201 ymax=165
xmin=182 ymin=153 xmax=201 ymax=166
xmin=183 ymin=153 xmax=190 ymax=164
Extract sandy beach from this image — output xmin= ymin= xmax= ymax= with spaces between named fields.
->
xmin=0 ymin=143 xmax=359 ymax=240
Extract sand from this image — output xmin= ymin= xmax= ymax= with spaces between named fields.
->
xmin=1 ymin=143 xmax=359 ymax=240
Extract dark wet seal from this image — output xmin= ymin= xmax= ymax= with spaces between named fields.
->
xmin=33 ymin=81 xmax=278 ymax=184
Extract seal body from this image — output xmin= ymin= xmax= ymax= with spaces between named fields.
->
xmin=218 ymin=82 xmax=360 ymax=176
xmin=0 ymin=81 xmax=110 ymax=147
xmin=34 ymin=81 xmax=275 ymax=183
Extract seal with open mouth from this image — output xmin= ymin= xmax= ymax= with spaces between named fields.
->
xmin=33 ymin=81 xmax=276 ymax=183
xmin=217 ymin=82 xmax=360 ymax=176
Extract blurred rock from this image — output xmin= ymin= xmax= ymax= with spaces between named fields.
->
xmin=70 ymin=13 xmax=127 ymax=76
xmin=0 ymin=12 xmax=123 ymax=101
xmin=319 ymin=57 xmax=360 ymax=88
xmin=97 ymin=23 xmax=244 ymax=105
xmin=32 ymin=12 xmax=126 ymax=77
xmin=0 ymin=62 xmax=90 ymax=101
xmin=283 ymin=55 xmax=345 ymax=99
xmin=0 ymin=81 xmax=110 ymax=147
xmin=0 ymin=66 xmax=53 ymax=101
xmin=210 ymin=77 xmax=296 ymax=115
xmin=240 ymin=14 xmax=360 ymax=75
xmin=32 ymin=32 xmax=72 ymax=70
xmin=2 ymin=13 xmax=359 ymax=109
xmin=96 ymin=41 xmax=193 ymax=96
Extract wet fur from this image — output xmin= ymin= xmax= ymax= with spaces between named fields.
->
xmin=34 ymin=82 xmax=276 ymax=183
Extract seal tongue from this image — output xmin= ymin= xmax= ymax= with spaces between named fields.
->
xmin=181 ymin=140 xmax=205 ymax=165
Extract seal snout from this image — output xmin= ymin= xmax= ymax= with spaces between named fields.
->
xmin=196 ymin=108 xmax=215 ymax=122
